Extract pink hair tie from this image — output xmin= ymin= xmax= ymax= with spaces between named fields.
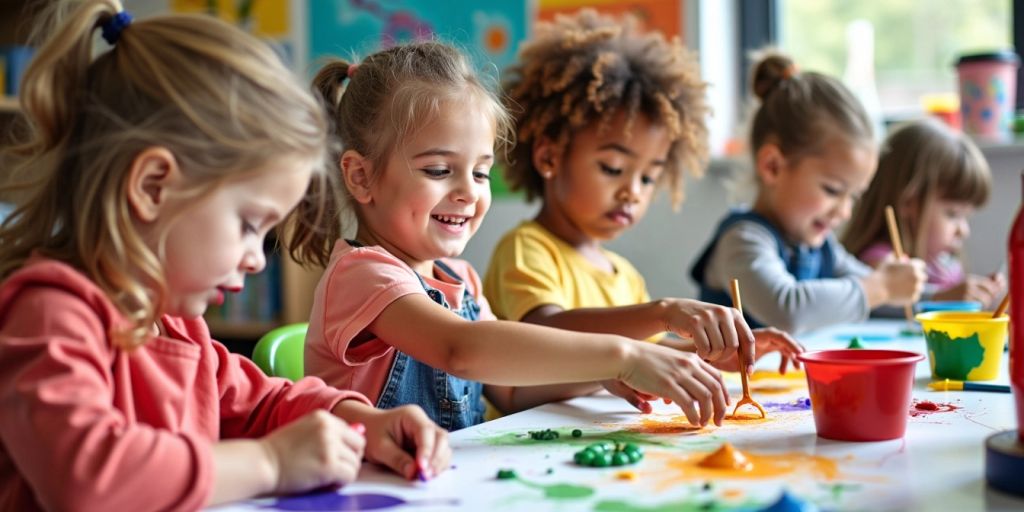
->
xmin=347 ymin=63 xmax=359 ymax=78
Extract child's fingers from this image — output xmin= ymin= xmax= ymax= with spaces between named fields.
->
xmin=733 ymin=316 xmax=757 ymax=374
xmin=716 ymin=313 xmax=740 ymax=362
xmin=694 ymin=359 xmax=727 ymax=425
xmin=404 ymin=411 xmax=442 ymax=481
xmin=339 ymin=420 xmax=367 ymax=457
xmin=671 ymin=386 xmax=700 ymax=426
xmin=427 ymin=427 xmax=451 ymax=478
xmin=375 ymin=437 xmax=419 ymax=481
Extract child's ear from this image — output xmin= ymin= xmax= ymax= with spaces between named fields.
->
xmin=532 ymin=138 xmax=558 ymax=180
xmin=340 ymin=149 xmax=374 ymax=204
xmin=754 ymin=143 xmax=787 ymax=185
xmin=126 ymin=146 xmax=181 ymax=223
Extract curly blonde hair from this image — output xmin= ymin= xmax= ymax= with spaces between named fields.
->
xmin=502 ymin=9 xmax=709 ymax=208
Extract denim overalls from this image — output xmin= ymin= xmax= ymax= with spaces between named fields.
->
xmin=351 ymin=242 xmax=486 ymax=431
xmin=689 ymin=210 xmax=836 ymax=328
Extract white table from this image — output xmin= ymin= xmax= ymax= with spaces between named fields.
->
xmin=218 ymin=320 xmax=1024 ymax=511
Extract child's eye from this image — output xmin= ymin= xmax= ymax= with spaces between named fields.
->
xmin=599 ymin=163 xmax=623 ymax=176
xmin=641 ymin=174 xmax=656 ymax=185
xmin=822 ymin=184 xmax=841 ymax=197
xmin=241 ymin=221 xmax=257 ymax=235
xmin=473 ymin=169 xmax=491 ymax=181
xmin=422 ymin=167 xmax=450 ymax=178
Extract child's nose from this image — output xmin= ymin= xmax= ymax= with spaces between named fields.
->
xmin=451 ymin=173 xmax=480 ymax=203
xmin=616 ymin=178 xmax=642 ymax=203
xmin=241 ymin=245 xmax=266 ymax=273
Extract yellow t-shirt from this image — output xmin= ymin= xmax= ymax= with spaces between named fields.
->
xmin=483 ymin=221 xmax=651 ymax=322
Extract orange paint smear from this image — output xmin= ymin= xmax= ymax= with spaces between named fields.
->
xmin=632 ymin=416 xmax=706 ymax=434
xmin=698 ymin=443 xmax=752 ymax=470
xmin=646 ymin=448 xmax=840 ymax=490
xmin=724 ymin=413 xmax=772 ymax=424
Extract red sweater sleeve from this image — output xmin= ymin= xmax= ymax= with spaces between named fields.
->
xmin=203 ymin=323 xmax=372 ymax=438
xmin=0 ymin=287 xmax=212 ymax=511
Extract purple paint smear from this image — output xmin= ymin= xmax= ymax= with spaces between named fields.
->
xmin=267 ymin=492 xmax=403 ymax=511
xmin=761 ymin=397 xmax=812 ymax=412
xmin=267 ymin=491 xmax=458 ymax=511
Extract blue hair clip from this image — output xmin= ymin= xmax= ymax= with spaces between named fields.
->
xmin=101 ymin=11 xmax=133 ymax=45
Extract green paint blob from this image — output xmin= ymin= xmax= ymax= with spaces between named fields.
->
xmin=847 ymin=336 xmax=865 ymax=349
xmin=515 ymin=478 xmax=595 ymax=500
xmin=924 ymin=330 xmax=986 ymax=380
xmin=594 ymin=498 xmax=755 ymax=511
xmin=478 ymin=428 xmax=683 ymax=448
xmin=819 ymin=482 xmax=862 ymax=502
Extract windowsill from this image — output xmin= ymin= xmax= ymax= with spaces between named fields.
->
xmin=969 ymin=133 xmax=1024 ymax=155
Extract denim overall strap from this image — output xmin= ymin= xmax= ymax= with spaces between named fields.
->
xmin=373 ymin=256 xmax=486 ymax=431
xmin=690 ymin=211 xmax=835 ymax=328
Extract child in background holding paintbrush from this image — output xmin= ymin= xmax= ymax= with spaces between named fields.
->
xmin=690 ymin=51 xmax=927 ymax=335
xmin=844 ymin=119 xmax=1004 ymax=310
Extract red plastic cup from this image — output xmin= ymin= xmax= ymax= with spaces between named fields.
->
xmin=797 ymin=349 xmax=924 ymax=442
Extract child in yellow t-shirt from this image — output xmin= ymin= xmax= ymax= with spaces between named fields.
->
xmin=484 ymin=10 xmax=802 ymax=379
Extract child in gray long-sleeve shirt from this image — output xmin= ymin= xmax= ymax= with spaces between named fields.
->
xmin=690 ymin=51 xmax=926 ymax=335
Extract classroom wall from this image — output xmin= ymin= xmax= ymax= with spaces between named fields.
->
xmin=463 ymin=145 xmax=1024 ymax=303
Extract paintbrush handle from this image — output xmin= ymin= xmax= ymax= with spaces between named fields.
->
xmin=994 ymin=294 xmax=1010 ymax=318
xmin=885 ymin=206 xmax=915 ymax=323
xmin=729 ymin=278 xmax=752 ymax=395
xmin=965 ymin=382 xmax=1011 ymax=393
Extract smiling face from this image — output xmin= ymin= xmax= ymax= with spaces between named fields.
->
xmin=156 ymin=156 xmax=313 ymax=318
xmin=537 ymin=113 xmax=672 ymax=246
xmin=350 ymin=100 xmax=497 ymax=274
xmin=756 ymin=136 xmax=877 ymax=247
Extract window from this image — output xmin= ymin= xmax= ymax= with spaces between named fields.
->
xmin=777 ymin=0 xmax=1011 ymax=118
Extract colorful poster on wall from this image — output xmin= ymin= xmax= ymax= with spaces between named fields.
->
xmin=309 ymin=0 xmax=526 ymax=82
xmin=169 ymin=0 xmax=297 ymax=65
xmin=537 ymin=0 xmax=683 ymax=40
xmin=310 ymin=0 xmax=527 ymax=196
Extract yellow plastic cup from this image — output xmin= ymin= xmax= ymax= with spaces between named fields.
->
xmin=916 ymin=311 xmax=1008 ymax=381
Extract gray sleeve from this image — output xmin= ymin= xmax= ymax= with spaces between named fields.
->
xmin=829 ymin=235 xmax=872 ymax=279
xmin=704 ymin=222 xmax=870 ymax=335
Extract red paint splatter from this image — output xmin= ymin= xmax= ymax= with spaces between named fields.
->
xmin=909 ymin=399 xmax=959 ymax=417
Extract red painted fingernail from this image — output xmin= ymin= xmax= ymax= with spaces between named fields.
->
xmin=350 ymin=423 xmax=365 ymax=435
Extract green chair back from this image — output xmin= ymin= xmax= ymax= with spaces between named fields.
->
xmin=252 ymin=323 xmax=308 ymax=381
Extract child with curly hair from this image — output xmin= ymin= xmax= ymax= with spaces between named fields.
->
xmin=484 ymin=10 xmax=802 ymax=380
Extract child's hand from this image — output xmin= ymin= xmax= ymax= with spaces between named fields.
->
xmin=935 ymin=273 xmax=1005 ymax=308
xmin=260 ymin=410 xmax=366 ymax=494
xmin=658 ymin=299 xmax=755 ymax=365
xmin=708 ymin=327 xmax=804 ymax=374
xmin=358 ymin=405 xmax=451 ymax=481
xmin=601 ymin=379 xmax=658 ymax=413
xmin=619 ymin=343 xmax=730 ymax=427
xmin=877 ymin=257 xmax=926 ymax=305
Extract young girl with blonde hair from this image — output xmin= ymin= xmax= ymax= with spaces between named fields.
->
xmin=298 ymin=41 xmax=743 ymax=433
xmin=843 ymin=118 xmax=1003 ymax=308
xmin=690 ymin=52 xmax=927 ymax=334
xmin=0 ymin=2 xmax=447 ymax=509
